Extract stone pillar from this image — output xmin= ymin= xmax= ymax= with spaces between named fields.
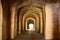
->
xmin=11 ymin=6 xmax=16 ymax=39
xmin=45 ymin=4 xmax=54 ymax=39
xmin=0 ymin=0 xmax=3 ymax=40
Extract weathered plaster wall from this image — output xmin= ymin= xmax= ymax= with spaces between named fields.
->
xmin=45 ymin=4 xmax=54 ymax=39
xmin=45 ymin=3 xmax=59 ymax=39
xmin=52 ymin=3 xmax=59 ymax=39
xmin=0 ymin=0 xmax=2 ymax=40
xmin=2 ymin=0 xmax=11 ymax=40
xmin=58 ymin=2 xmax=60 ymax=40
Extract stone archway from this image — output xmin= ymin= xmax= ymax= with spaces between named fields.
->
xmin=22 ymin=9 xmax=40 ymax=32
xmin=16 ymin=0 xmax=46 ymax=38
xmin=18 ymin=6 xmax=45 ymax=35
xmin=26 ymin=18 xmax=35 ymax=31
xmin=1 ymin=0 xmax=46 ymax=39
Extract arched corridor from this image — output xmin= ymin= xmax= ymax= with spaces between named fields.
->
xmin=0 ymin=0 xmax=59 ymax=40
xmin=18 ymin=6 xmax=45 ymax=33
xmin=12 ymin=4 xmax=45 ymax=40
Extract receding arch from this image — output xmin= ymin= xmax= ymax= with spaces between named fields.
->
xmin=22 ymin=10 xmax=40 ymax=32
xmin=17 ymin=1 xmax=46 ymax=35
xmin=18 ymin=6 xmax=45 ymax=35
xmin=25 ymin=17 xmax=35 ymax=31
xmin=25 ymin=17 xmax=36 ymax=31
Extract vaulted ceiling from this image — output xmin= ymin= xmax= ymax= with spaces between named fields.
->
xmin=2 ymin=0 xmax=59 ymax=6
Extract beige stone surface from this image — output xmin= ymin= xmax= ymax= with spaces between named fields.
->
xmin=0 ymin=0 xmax=2 ymax=40
xmin=59 ymin=3 xmax=60 ymax=39
xmin=45 ymin=4 xmax=54 ymax=39
xmin=45 ymin=3 xmax=59 ymax=39
xmin=11 ymin=6 xmax=16 ymax=39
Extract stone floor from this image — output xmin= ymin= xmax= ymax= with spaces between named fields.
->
xmin=13 ymin=31 xmax=45 ymax=40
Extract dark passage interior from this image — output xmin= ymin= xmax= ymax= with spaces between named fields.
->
xmin=27 ymin=20 xmax=35 ymax=30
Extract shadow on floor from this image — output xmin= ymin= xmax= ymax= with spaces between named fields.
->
xmin=13 ymin=31 xmax=45 ymax=40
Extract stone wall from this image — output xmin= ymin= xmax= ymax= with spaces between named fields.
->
xmin=2 ymin=0 xmax=11 ymax=40
xmin=59 ymin=3 xmax=60 ymax=39
xmin=0 ymin=0 xmax=2 ymax=40
xmin=45 ymin=3 xmax=59 ymax=39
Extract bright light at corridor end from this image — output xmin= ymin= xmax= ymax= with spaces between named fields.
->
xmin=29 ymin=23 xmax=35 ymax=30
